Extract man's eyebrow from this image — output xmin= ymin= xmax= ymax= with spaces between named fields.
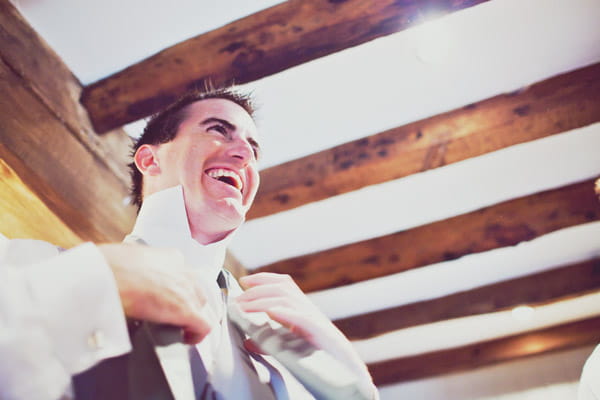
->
xmin=200 ymin=117 xmax=235 ymax=130
xmin=201 ymin=116 xmax=261 ymax=155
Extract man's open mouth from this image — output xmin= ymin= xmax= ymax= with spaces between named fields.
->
xmin=206 ymin=168 xmax=243 ymax=192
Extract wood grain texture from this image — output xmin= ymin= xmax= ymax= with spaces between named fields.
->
xmin=368 ymin=316 xmax=600 ymax=385
xmin=257 ymin=179 xmax=600 ymax=292
xmin=335 ymin=258 xmax=600 ymax=340
xmin=0 ymin=1 xmax=136 ymax=243
xmin=81 ymin=0 xmax=490 ymax=132
xmin=225 ymin=251 xmax=248 ymax=279
xmin=0 ymin=0 xmax=132 ymax=186
xmin=0 ymin=159 xmax=82 ymax=248
xmin=0 ymin=58 xmax=134 ymax=242
xmin=248 ymin=62 xmax=600 ymax=219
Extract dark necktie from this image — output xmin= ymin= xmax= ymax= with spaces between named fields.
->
xmin=187 ymin=271 xmax=283 ymax=400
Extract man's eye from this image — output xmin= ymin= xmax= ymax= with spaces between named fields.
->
xmin=209 ymin=125 xmax=227 ymax=135
xmin=248 ymin=139 xmax=260 ymax=160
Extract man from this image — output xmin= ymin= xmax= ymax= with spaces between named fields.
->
xmin=0 ymin=88 xmax=377 ymax=399
xmin=124 ymin=87 xmax=376 ymax=398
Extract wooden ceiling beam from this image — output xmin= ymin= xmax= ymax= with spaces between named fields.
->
xmin=335 ymin=258 xmax=600 ymax=340
xmin=257 ymin=179 xmax=600 ymax=292
xmin=248 ymin=62 xmax=600 ymax=219
xmin=0 ymin=0 xmax=132 ymax=186
xmin=0 ymin=58 xmax=133 ymax=242
xmin=368 ymin=316 xmax=600 ymax=386
xmin=225 ymin=251 xmax=248 ymax=280
xmin=0 ymin=159 xmax=82 ymax=249
xmin=0 ymin=0 xmax=136 ymax=243
xmin=81 ymin=0 xmax=490 ymax=132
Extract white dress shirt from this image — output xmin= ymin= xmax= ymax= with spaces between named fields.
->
xmin=126 ymin=185 xmax=313 ymax=399
xmin=0 ymin=234 xmax=130 ymax=400
xmin=0 ymin=185 xmax=313 ymax=399
xmin=579 ymin=344 xmax=600 ymax=400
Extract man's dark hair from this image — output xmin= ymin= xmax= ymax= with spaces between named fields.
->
xmin=128 ymin=87 xmax=255 ymax=208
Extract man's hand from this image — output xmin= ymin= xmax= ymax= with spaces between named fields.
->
xmin=235 ymin=272 xmax=377 ymax=397
xmin=98 ymin=243 xmax=216 ymax=344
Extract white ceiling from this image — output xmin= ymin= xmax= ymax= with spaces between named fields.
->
xmin=12 ymin=0 xmax=600 ymax=397
xmin=11 ymin=0 xmax=285 ymax=85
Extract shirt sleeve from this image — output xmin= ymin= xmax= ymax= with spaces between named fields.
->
xmin=0 ymin=237 xmax=131 ymax=400
xmin=579 ymin=345 xmax=600 ymax=400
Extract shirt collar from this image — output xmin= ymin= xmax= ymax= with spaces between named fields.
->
xmin=127 ymin=185 xmax=232 ymax=282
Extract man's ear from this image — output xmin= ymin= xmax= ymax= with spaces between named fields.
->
xmin=134 ymin=145 xmax=161 ymax=176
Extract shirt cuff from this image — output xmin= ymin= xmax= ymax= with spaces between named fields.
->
xmin=0 ymin=329 xmax=72 ymax=400
xmin=24 ymin=242 xmax=131 ymax=374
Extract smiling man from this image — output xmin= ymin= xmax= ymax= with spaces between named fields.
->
xmin=0 ymin=90 xmax=378 ymax=400
xmin=121 ymin=88 xmax=377 ymax=399
xmin=131 ymin=93 xmax=260 ymax=244
xmin=0 ymin=88 xmax=376 ymax=400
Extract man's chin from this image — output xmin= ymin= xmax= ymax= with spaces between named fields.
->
xmin=185 ymin=196 xmax=246 ymax=225
xmin=212 ymin=199 xmax=247 ymax=227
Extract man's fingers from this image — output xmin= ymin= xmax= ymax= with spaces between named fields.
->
xmin=183 ymin=323 xmax=211 ymax=345
xmin=236 ymin=297 xmax=295 ymax=313
xmin=175 ymin=292 xmax=218 ymax=344
xmin=100 ymin=243 xmax=223 ymax=345
xmin=236 ymin=283 xmax=301 ymax=303
xmin=239 ymin=272 xmax=296 ymax=289
xmin=265 ymin=306 xmax=316 ymax=339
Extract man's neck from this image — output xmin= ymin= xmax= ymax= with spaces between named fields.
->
xmin=187 ymin=213 xmax=237 ymax=245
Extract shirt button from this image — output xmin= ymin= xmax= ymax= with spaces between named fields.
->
xmin=87 ymin=330 xmax=105 ymax=350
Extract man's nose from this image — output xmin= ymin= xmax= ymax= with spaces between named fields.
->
xmin=226 ymin=138 xmax=253 ymax=164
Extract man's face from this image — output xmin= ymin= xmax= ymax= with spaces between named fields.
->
xmin=150 ymin=98 xmax=260 ymax=241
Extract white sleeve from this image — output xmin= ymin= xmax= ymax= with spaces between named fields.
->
xmin=0 ymin=237 xmax=131 ymax=400
xmin=579 ymin=345 xmax=600 ymax=400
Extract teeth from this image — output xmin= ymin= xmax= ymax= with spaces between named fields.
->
xmin=206 ymin=168 xmax=243 ymax=191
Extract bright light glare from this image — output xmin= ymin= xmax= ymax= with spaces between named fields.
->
xmin=512 ymin=305 xmax=536 ymax=322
